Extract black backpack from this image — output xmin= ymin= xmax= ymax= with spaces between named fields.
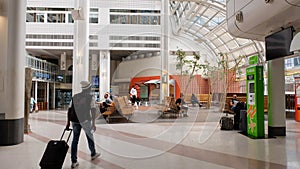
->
xmin=220 ymin=116 xmax=234 ymax=130
xmin=67 ymin=99 xmax=78 ymax=122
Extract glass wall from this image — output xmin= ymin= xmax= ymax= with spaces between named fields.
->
xmin=25 ymin=55 xmax=74 ymax=83
xmin=110 ymin=9 xmax=160 ymax=25
xmin=26 ymin=7 xmax=99 ymax=24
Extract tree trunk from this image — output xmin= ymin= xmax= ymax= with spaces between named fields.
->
xmin=24 ymin=68 xmax=32 ymax=134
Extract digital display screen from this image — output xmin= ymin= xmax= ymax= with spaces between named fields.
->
xmin=249 ymin=83 xmax=254 ymax=93
xmin=92 ymin=76 xmax=99 ymax=88
xmin=265 ymin=27 xmax=294 ymax=61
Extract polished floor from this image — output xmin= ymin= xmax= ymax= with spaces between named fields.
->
xmin=0 ymin=107 xmax=300 ymax=169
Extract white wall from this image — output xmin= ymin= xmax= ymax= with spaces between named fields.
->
xmin=27 ymin=0 xmax=75 ymax=7
xmin=91 ymin=0 xmax=161 ymax=10
xmin=114 ymin=56 xmax=162 ymax=81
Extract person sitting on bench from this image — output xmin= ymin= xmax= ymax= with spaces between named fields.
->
xmin=97 ymin=93 xmax=114 ymax=120
xmin=191 ymin=93 xmax=202 ymax=107
xmin=175 ymin=93 xmax=188 ymax=117
xmin=229 ymin=94 xmax=239 ymax=111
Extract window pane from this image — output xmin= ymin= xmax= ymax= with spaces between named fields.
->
xmin=26 ymin=13 xmax=34 ymax=22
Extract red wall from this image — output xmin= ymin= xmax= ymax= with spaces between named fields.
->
xmin=130 ymin=75 xmax=209 ymax=99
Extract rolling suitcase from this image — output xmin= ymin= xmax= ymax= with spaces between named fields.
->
xmin=39 ymin=129 xmax=72 ymax=169
xmin=239 ymin=110 xmax=247 ymax=133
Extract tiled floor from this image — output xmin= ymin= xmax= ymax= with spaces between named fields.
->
xmin=0 ymin=107 xmax=300 ymax=169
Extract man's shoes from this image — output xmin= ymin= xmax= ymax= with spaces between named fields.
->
xmin=71 ymin=162 xmax=79 ymax=168
xmin=91 ymin=152 xmax=101 ymax=160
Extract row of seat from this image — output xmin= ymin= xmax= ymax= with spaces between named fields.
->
xmin=101 ymin=96 xmax=135 ymax=123
xmin=183 ymin=94 xmax=212 ymax=108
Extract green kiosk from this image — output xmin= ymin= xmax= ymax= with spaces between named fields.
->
xmin=246 ymin=55 xmax=265 ymax=138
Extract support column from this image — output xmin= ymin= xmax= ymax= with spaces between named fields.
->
xmin=99 ymin=51 xmax=110 ymax=97
xmin=46 ymin=82 xmax=49 ymax=110
xmin=53 ymin=83 xmax=56 ymax=109
xmin=24 ymin=68 xmax=32 ymax=134
xmin=160 ymin=0 xmax=169 ymax=102
xmin=35 ymin=81 xmax=38 ymax=102
xmin=0 ymin=0 xmax=26 ymax=145
xmin=268 ymin=58 xmax=286 ymax=136
xmin=72 ymin=0 xmax=90 ymax=95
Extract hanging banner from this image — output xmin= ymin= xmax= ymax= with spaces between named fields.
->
xmin=60 ymin=52 xmax=66 ymax=70
xmin=92 ymin=54 xmax=98 ymax=70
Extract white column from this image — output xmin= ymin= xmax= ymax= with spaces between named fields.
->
xmin=160 ymin=0 xmax=170 ymax=102
xmin=0 ymin=0 xmax=26 ymax=145
xmin=35 ymin=81 xmax=38 ymax=102
xmin=72 ymin=0 xmax=90 ymax=95
xmin=99 ymin=50 xmax=110 ymax=98
xmin=53 ymin=83 xmax=56 ymax=109
xmin=268 ymin=58 xmax=286 ymax=136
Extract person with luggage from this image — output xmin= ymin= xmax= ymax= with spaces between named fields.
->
xmin=66 ymin=81 xmax=101 ymax=168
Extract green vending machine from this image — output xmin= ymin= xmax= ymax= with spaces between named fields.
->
xmin=246 ymin=56 xmax=265 ymax=138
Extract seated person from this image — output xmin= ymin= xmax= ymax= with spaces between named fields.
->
xmin=103 ymin=93 xmax=113 ymax=107
xmin=106 ymin=91 xmax=116 ymax=101
xmin=229 ymin=94 xmax=239 ymax=111
xmin=175 ymin=93 xmax=188 ymax=117
xmin=191 ymin=93 xmax=202 ymax=107
xmin=97 ymin=93 xmax=114 ymax=120
xmin=175 ymin=97 xmax=182 ymax=111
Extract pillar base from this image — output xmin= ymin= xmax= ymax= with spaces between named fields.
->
xmin=0 ymin=118 xmax=24 ymax=145
xmin=268 ymin=126 xmax=286 ymax=137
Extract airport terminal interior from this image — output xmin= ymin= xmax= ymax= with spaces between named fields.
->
xmin=1 ymin=0 xmax=300 ymax=168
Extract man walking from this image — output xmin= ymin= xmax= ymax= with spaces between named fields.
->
xmin=66 ymin=81 xmax=100 ymax=168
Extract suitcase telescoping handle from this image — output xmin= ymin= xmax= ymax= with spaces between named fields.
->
xmin=60 ymin=128 xmax=72 ymax=143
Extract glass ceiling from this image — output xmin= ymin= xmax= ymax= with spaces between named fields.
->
xmin=169 ymin=0 xmax=266 ymax=68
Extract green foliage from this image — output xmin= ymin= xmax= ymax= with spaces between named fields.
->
xmin=175 ymin=48 xmax=207 ymax=93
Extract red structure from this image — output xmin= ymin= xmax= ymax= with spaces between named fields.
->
xmin=294 ymin=77 xmax=300 ymax=122
xmin=129 ymin=75 xmax=210 ymax=100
